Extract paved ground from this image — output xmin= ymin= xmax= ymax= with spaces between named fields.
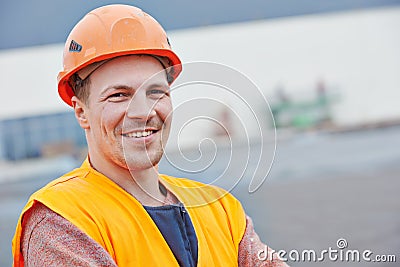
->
xmin=234 ymin=169 xmax=400 ymax=266
xmin=1 ymin=126 xmax=399 ymax=266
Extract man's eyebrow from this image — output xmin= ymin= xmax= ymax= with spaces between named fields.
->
xmin=146 ymin=81 xmax=169 ymax=89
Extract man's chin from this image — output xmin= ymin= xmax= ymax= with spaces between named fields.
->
xmin=124 ymin=153 xmax=163 ymax=172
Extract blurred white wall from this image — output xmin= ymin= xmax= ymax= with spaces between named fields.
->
xmin=170 ymin=6 xmax=400 ymax=126
xmin=0 ymin=45 xmax=67 ymax=119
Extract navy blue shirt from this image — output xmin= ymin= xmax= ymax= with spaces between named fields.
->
xmin=144 ymin=203 xmax=198 ymax=267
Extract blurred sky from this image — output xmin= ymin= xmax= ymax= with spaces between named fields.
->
xmin=1 ymin=0 xmax=400 ymax=49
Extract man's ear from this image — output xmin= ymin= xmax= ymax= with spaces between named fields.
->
xmin=71 ymin=96 xmax=90 ymax=129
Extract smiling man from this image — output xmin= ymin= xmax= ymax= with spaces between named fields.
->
xmin=74 ymin=55 xmax=173 ymax=207
xmin=12 ymin=4 xmax=287 ymax=267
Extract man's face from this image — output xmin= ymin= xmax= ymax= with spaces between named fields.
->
xmin=83 ymin=55 xmax=172 ymax=171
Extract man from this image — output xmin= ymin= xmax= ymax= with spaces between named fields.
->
xmin=12 ymin=4 xmax=287 ymax=266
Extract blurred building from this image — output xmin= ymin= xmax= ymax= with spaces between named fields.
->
xmin=0 ymin=112 xmax=85 ymax=161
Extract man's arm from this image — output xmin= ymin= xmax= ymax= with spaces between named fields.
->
xmin=238 ymin=216 xmax=289 ymax=267
xmin=21 ymin=202 xmax=117 ymax=267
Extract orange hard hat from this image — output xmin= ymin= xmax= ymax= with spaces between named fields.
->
xmin=57 ymin=4 xmax=182 ymax=106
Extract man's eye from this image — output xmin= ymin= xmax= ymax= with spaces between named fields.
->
xmin=109 ymin=93 xmax=127 ymax=98
xmin=148 ymin=89 xmax=169 ymax=98
xmin=149 ymin=89 xmax=166 ymax=95
xmin=107 ymin=92 xmax=129 ymax=101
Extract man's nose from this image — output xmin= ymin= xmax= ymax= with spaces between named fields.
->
xmin=126 ymin=92 xmax=156 ymax=120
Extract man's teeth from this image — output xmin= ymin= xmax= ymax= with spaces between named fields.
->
xmin=124 ymin=130 xmax=154 ymax=138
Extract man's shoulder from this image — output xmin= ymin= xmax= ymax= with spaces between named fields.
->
xmin=32 ymin=167 xmax=89 ymax=198
xmin=159 ymin=174 xmax=240 ymax=207
xmin=159 ymin=174 xmax=227 ymax=193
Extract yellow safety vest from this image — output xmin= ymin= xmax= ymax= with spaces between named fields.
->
xmin=13 ymin=159 xmax=246 ymax=266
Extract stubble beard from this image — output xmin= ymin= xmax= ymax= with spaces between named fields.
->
xmin=118 ymin=136 xmax=165 ymax=172
xmin=114 ymin=118 xmax=170 ymax=172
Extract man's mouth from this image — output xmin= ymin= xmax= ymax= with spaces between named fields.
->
xmin=122 ymin=130 xmax=158 ymax=138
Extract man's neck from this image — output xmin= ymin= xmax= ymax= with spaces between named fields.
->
xmin=88 ymin=154 xmax=166 ymax=207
